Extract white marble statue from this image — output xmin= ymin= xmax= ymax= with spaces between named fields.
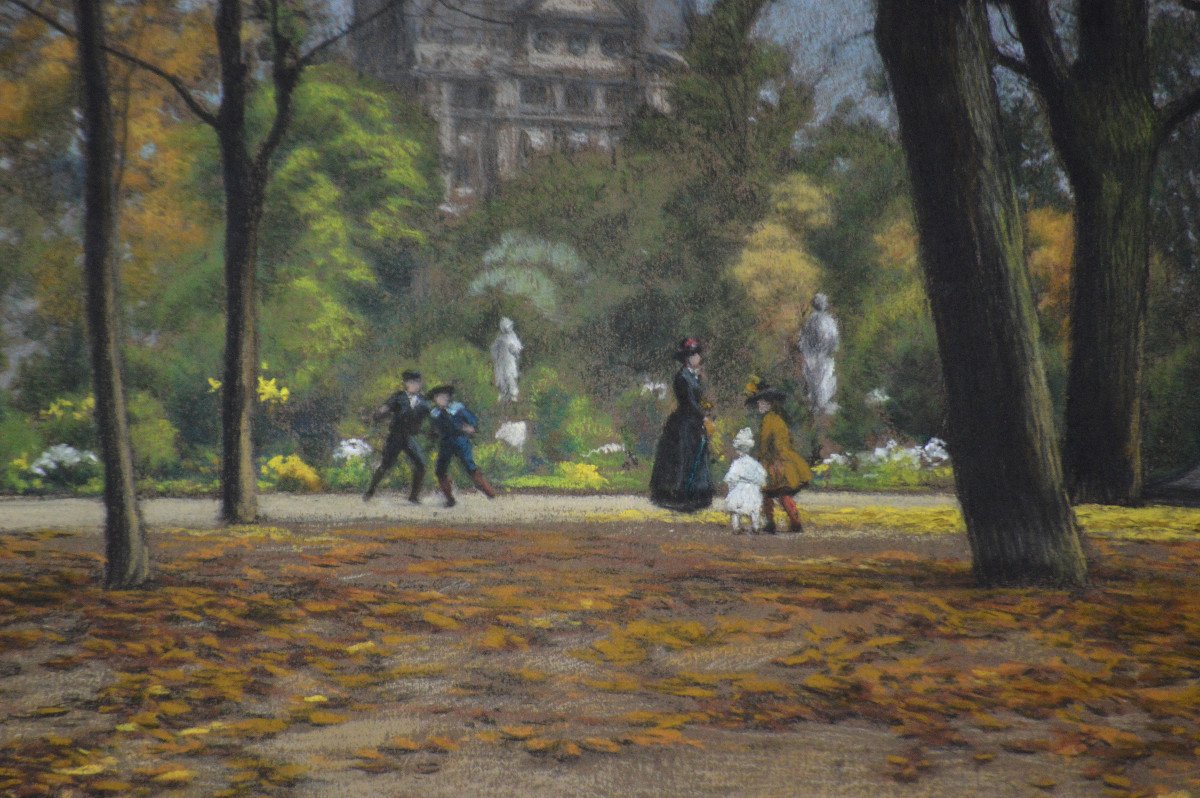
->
xmin=798 ymin=293 xmax=840 ymax=417
xmin=490 ymin=317 xmax=523 ymax=403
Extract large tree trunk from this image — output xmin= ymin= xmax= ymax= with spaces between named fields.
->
xmin=1062 ymin=149 xmax=1155 ymax=505
xmin=74 ymin=0 xmax=150 ymax=588
xmin=876 ymin=0 xmax=1087 ymax=586
xmin=1007 ymin=0 xmax=1164 ymax=506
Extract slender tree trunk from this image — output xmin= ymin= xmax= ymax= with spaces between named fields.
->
xmin=218 ymin=154 xmax=263 ymax=524
xmin=876 ymin=0 xmax=1086 ymax=586
xmin=214 ymin=0 xmax=260 ymax=524
xmin=74 ymin=0 xmax=149 ymax=588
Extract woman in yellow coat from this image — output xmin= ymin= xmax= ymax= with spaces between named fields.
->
xmin=745 ymin=380 xmax=812 ymax=533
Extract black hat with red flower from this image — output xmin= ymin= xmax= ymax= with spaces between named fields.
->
xmin=673 ymin=337 xmax=703 ymax=362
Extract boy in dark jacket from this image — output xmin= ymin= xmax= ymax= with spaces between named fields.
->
xmin=428 ymin=385 xmax=496 ymax=507
xmin=364 ymin=370 xmax=430 ymax=503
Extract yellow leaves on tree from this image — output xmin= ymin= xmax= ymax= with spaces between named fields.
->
xmin=733 ymin=174 xmax=830 ymax=361
xmin=872 ymin=217 xmax=920 ymax=279
xmin=0 ymin=31 xmax=75 ymax=139
xmin=3 ymin=1 xmax=212 ymax=325
xmin=1026 ymin=207 xmax=1074 ymax=334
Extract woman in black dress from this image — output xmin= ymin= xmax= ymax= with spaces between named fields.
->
xmin=649 ymin=338 xmax=714 ymax=512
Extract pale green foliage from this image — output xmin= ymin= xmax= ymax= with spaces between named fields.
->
xmin=469 ymin=232 xmax=588 ymax=318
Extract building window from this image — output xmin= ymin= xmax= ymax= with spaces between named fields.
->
xmin=567 ymin=32 xmax=590 ymax=55
xmin=520 ymin=80 xmax=552 ymax=108
xmin=565 ymin=84 xmax=592 ymax=112
xmin=567 ymin=129 xmax=589 ymax=151
xmin=452 ymin=81 xmax=493 ymax=110
xmin=604 ymin=86 xmax=638 ymax=113
xmin=600 ymin=34 xmax=629 ymax=57
xmin=533 ymin=29 xmax=555 ymax=53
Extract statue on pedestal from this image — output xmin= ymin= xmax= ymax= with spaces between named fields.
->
xmin=490 ymin=317 xmax=523 ymax=403
xmin=798 ymin=293 xmax=840 ymax=419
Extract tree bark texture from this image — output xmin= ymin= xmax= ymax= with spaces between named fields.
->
xmin=74 ymin=0 xmax=150 ymax=588
xmin=1008 ymin=0 xmax=1167 ymax=505
xmin=215 ymin=0 xmax=261 ymax=524
xmin=876 ymin=0 xmax=1087 ymax=586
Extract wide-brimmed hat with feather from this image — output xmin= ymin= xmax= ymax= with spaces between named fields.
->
xmin=744 ymin=376 xmax=787 ymax=406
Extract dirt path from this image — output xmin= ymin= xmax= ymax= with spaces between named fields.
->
xmin=0 ymin=491 xmax=957 ymax=532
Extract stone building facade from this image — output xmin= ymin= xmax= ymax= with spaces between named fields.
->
xmin=350 ymin=0 xmax=692 ymax=205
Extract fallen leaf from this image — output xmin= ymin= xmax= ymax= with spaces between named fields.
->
xmin=307 ymin=711 xmax=348 ymax=726
xmin=581 ymin=737 xmax=621 ymax=753
xmin=151 ymin=769 xmax=195 ymax=784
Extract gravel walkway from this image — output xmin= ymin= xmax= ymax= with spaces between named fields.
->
xmin=0 ymin=491 xmax=957 ymax=532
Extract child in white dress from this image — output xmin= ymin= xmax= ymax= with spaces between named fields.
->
xmin=724 ymin=427 xmax=768 ymax=533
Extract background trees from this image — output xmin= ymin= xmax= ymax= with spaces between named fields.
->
xmin=0 ymin=0 xmax=1196 ymax=513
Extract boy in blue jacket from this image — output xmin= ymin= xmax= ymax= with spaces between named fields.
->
xmin=428 ymin=385 xmax=497 ymax=507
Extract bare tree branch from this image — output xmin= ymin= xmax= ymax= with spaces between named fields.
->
xmin=1006 ymin=0 xmax=1071 ymax=101
xmin=994 ymin=47 xmax=1033 ymax=79
xmin=1160 ymin=84 xmax=1200 ymax=139
xmin=4 ymin=0 xmax=218 ymax=127
xmin=255 ymin=0 xmax=300 ymax=174
xmin=299 ymin=0 xmax=411 ymax=66
xmin=431 ymin=0 xmax=508 ymax=27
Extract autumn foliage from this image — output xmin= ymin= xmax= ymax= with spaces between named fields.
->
xmin=2 ymin=509 xmax=1200 ymax=795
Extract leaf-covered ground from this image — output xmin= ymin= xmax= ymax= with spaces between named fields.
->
xmin=2 ymin=506 xmax=1199 ymax=797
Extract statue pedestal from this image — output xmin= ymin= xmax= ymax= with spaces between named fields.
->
xmin=495 ymin=421 xmax=528 ymax=452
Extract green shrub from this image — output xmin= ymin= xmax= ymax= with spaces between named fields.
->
xmin=0 ymin=411 xmax=43 ymax=492
xmin=615 ymin=387 xmax=669 ymax=459
xmin=474 ymin=441 xmax=527 ymax=482
xmin=1144 ymin=340 xmax=1200 ymax=478
xmin=324 ymin=457 xmax=373 ymax=492
xmin=35 ymin=394 xmax=97 ymax=450
xmin=128 ymin=392 xmax=182 ymax=477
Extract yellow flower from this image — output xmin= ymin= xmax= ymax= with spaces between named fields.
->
xmin=557 ymin=462 xmax=608 ymax=490
xmin=207 ymin=378 xmax=222 ymax=393
xmin=256 ymin=376 xmax=290 ymax=405
xmin=261 ymin=454 xmax=320 ymax=492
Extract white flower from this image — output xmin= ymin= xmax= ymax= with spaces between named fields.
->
xmin=864 ymin=388 xmax=891 ymax=407
xmin=640 ymin=380 xmax=668 ymax=400
xmin=333 ymin=438 xmax=373 ymax=462
xmin=585 ymin=442 xmax=626 ymax=457
xmin=822 ymin=453 xmax=849 ymax=466
xmin=922 ymin=437 xmax=950 ymax=464
xmin=30 ymin=444 xmax=99 ymax=476
xmin=870 ymin=439 xmax=900 ymax=462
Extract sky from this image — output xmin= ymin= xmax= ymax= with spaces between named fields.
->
xmin=756 ymin=0 xmax=891 ymax=124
